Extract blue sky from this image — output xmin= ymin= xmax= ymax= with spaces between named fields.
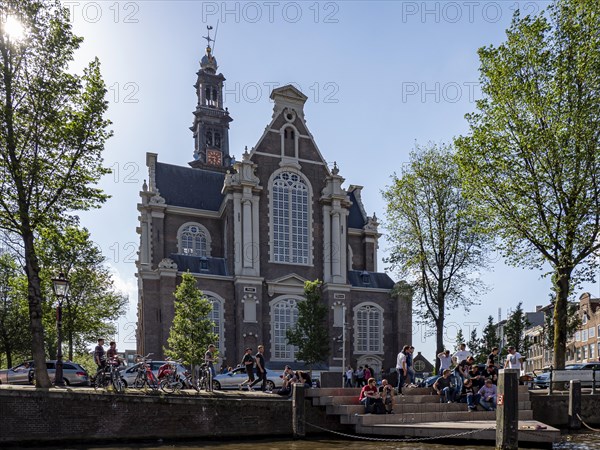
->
xmin=64 ymin=1 xmax=597 ymax=362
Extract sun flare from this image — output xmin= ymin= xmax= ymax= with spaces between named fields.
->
xmin=3 ymin=15 xmax=25 ymax=41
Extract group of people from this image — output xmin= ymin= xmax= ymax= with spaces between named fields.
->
xmin=93 ymin=338 xmax=123 ymax=378
xmin=343 ymin=364 xmax=379 ymax=387
xmin=432 ymin=344 xmax=524 ymax=412
xmin=237 ymin=345 xmax=269 ymax=392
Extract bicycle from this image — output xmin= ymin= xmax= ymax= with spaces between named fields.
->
xmin=158 ymin=359 xmax=184 ymax=394
xmin=93 ymin=357 xmax=125 ymax=393
xmin=133 ymin=353 xmax=159 ymax=391
xmin=198 ymin=363 xmax=213 ymax=391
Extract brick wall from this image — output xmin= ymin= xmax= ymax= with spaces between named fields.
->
xmin=0 ymin=390 xmax=292 ymax=444
xmin=0 ymin=388 xmax=351 ymax=445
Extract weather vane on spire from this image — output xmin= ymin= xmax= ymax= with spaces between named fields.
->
xmin=203 ymin=25 xmax=214 ymax=49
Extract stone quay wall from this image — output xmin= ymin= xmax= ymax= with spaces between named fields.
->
xmin=530 ymin=393 xmax=600 ymax=427
xmin=0 ymin=388 xmax=328 ymax=445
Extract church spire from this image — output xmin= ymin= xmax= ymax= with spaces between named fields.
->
xmin=190 ymin=25 xmax=233 ymax=171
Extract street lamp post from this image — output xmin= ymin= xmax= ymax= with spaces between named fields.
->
xmin=52 ymin=273 xmax=69 ymax=387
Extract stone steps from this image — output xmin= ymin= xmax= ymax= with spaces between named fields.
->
xmin=327 ymin=400 xmax=532 ymax=416
xmin=341 ymin=409 xmax=533 ymax=425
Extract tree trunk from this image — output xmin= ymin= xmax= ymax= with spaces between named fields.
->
xmin=435 ymin=315 xmax=444 ymax=374
xmin=553 ymin=267 xmax=571 ymax=370
xmin=23 ymin=229 xmax=51 ymax=388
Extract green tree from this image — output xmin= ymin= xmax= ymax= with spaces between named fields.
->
xmin=455 ymin=0 xmax=600 ymax=369
xmin=383 ymin=142 xmax=489 ymax=373
xmin=455 ymin=328 xmax=465 ymax=349
xmin=481 ymin=315 xmax=500 ymax=357
xmin=504 ymin=302 xmax=531 ymax=354
xmin=165 ymin=272 xmax=216 ymax=371
xmin=467 ymin=328 xmax=483 ymax=363
xmin=0 ymin=1 xmax=111 ymax=386
xmin=0 ymin=252 xmax=30 ymax=368
xmin=286 ymin=280 xmax=330 ymax=366
xmin=37 ymin=226 xmax=127 ymax=360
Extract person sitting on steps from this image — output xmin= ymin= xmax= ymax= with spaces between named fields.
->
xmin=359 ymin=377 xmax=385 ymax=414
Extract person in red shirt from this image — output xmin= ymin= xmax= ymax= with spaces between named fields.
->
xmin=359 ymin=378 xmax=384 ymax=413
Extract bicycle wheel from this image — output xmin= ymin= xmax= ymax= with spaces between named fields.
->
xmin=133 ymin=374 xmax=145 ymax=389
xmin=112 ymin=372 xmax=125 ymax=393
xmin=160 ymin=377 xmax=176 ymax=394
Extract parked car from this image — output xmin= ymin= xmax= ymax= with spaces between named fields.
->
xmin=212 ymin=366 xmax=284 ymax=391
xmin=533 ymin=363 xmax=600 ymax=389
xmin=0 ymin=360 xmax=89 ymax=386
xmin=119 ymin=360 xmax=188 ymax=388
xmin=417 ymin=375 xmax=440 ymax=388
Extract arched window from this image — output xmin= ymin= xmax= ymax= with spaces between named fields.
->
xmin=271 ymin=171 xmax=310 ymax=264
xmin=271 ymin=297 xmax=300 ymax=360
xmin=207 ymin=295 xmax=224 ymax=354
xmin=178 ymin=224 xmax=210 ymax=257
xmin=214 ymin=132 xmax=221 ymax=148
xmin=205 ymin=130 xmax=213 ymax=147
xmin=354 ymin=303 xmax=383 ymax=354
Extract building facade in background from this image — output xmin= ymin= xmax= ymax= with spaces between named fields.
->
xmin=135 ymin=44 xmax=412 ymax=373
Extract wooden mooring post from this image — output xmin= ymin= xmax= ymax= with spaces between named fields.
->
xmin=292 ymin=383 xmax=305 ymax=439
xmin=496 ymin=368 xmax=519 ymax=450
xmin=568 ymin=379 xmax=582 ymax=430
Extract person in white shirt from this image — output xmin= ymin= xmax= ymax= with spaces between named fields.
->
xmin=452 ymin=343 xmax=472 ymax=366
xmin=438 ymin=350 xmax=452 ymax=371
xmin=396 ymin=345 xmax=409 ymax=394
xmin=345 ymin=366 xmax=354 ymax=387
xmin=504 ymin=346 xmax=523 ymax=370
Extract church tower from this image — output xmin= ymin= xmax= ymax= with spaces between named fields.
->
xmin=190 ymin=26 xmax=233 ymax=170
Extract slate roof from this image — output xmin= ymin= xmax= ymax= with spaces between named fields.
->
xmin=347 ymin=270 xmax=395 ymax=290
xmin=155 ymin=162 xmax=224 ymax=211
xmin=347 ymin=190 xmax=367 ymax=229
xmin=169 ymin=254 xmax=228 ymax=276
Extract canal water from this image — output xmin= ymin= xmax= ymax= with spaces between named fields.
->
xmin=12 ymin=434 xmax=600 ymax=450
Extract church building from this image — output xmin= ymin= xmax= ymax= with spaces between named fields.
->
xmin=135 ymin=40 xmax=412 ymax=374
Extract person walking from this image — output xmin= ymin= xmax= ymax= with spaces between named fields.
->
xmin=239 ymin=348 xmax=255 ymax=391
xmin=345 ymin=366 xmax=354 ymax=387
xmin=249 ymin=345 xmax=268 ymax=392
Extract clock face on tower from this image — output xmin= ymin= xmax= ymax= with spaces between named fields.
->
xmin=207 ymin=149 xmax=222 ymax=166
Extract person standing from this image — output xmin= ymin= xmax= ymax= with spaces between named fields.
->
xmin=396 ymin=345 xmax=409 ymax=394
xmin=93 ymin=338 xmax=106 ymax=378
xmin=205 ymin=344 xmax=217 ymax=378
xmin=504 ymin=346 xmax=523 ymax=372
xmin=239 ymin=348 xmax=255 ymax=391
xmin=487 ymin=347 xmax=500 ymax=368
xmin=438 ymin=350 xmax=452 ymax=372
xmin=249 ymin=345 xmax=268 ymax=392
xmin=452 ymin=343 xmax=472 ymax=366
xmin=406 ymin=346 xmax=415 ymax=386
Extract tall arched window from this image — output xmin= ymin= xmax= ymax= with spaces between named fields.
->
xmin=272 ymin=297 xmax=299 ymax=360
xmin=207 ymin=295 xmax=224 ymax=354
xmin=354 ymin=303 xmax=383 ymax=354
xmin=178 ymin=224 xmax=210 ymax=257
xmin=271 ymin=171 xmax=310 ymax=264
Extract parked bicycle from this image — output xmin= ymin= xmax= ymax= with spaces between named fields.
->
xmin=158 ymin=358 xmax=185 ymax=393
xmin=198 ymin=363 xmax=213 ymax=391
xmin=92 ymin=357 xmax=125 ymax=393
xmin=133 ymin=353 xmax=159 ymax=391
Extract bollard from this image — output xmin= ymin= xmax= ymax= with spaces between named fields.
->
xmin=496 ymin=368 xmax=519 ymax=450
xmin=292 ymin=383 xmax=305 ymax=439
xmin=568 ymin=380 xmax=581 ymax=430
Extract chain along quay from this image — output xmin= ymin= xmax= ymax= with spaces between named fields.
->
xmin=4 ymin=378 xmax=600 ymax=449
